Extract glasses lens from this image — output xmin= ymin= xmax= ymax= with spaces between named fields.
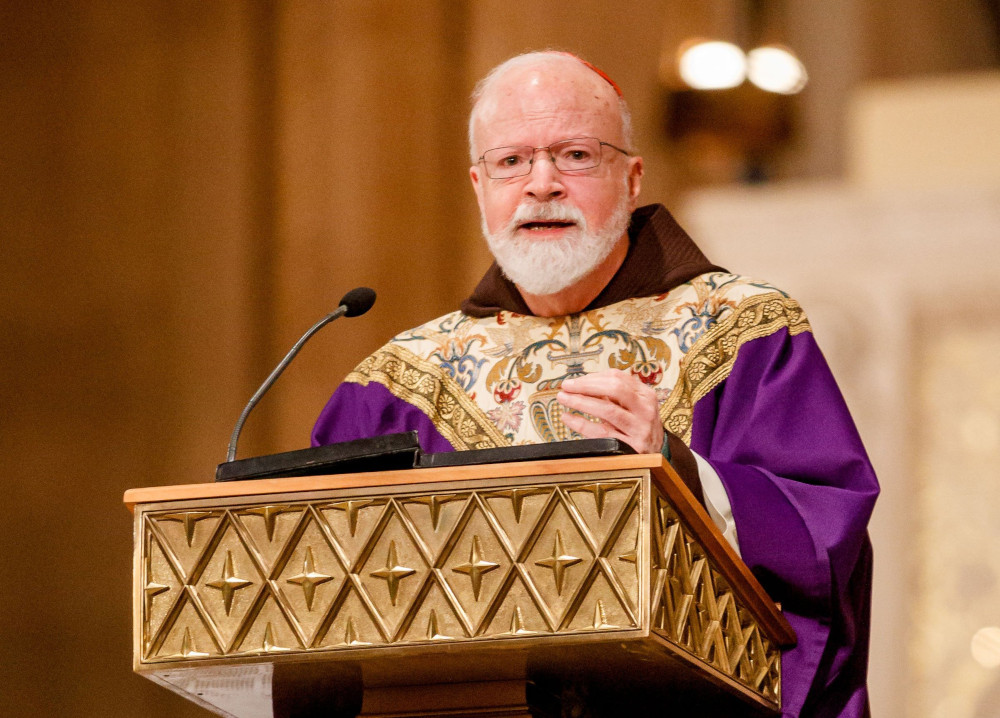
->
xmin=551 ymin=138 xmax=602 ymax=172
xmin=481 ymin=146 xmax=533 ymax=178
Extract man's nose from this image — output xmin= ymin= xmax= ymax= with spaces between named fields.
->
xmin=522 ymin=152 xmax=565 ymax=200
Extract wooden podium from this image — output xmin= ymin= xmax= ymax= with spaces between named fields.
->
xmin=125 ymin=454 xmax=795 ymax=717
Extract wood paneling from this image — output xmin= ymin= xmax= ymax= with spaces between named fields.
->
xmin=2 ymin=3 xmax=263 ymax=716
xmin=265 ymin=0 xmax=478 ymax=452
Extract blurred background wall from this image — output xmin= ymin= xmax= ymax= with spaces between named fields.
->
xmin=1 ymin=1 xmax=998 ymax=716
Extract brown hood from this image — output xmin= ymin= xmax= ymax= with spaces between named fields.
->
xmin=460 ymin=204 xmax=725 ymax=317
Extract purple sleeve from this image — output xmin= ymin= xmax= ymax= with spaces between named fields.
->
xmin=690 ymin=328 xmax=878 ymax=718
xmin=311 ymin=380 xmax=456 ymax=454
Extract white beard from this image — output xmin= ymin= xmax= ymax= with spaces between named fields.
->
xmin=481 ymin=191 xmax=632 ymax=297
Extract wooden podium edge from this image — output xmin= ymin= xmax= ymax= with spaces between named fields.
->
xmin=123 ymin=454 xmax=661 ymax=508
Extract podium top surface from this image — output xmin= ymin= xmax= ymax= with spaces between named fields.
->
xmin=124 ymin=453 xmax=669 ymax=510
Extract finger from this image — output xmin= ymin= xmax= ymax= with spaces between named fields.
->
xmin=561 ymin=370 xmax=633 ymax=400
xmin=561 ymin=413 xmax=647 ymax=454
xmin=562 ymin=371 xmax=652 ymax=413
xmin=559 ymin=378 xmax=659 ymax=423
xmin=560 ymin=411 xmax=630 ymax=445
xmin=556 ymin=391 xmax=636 ymax=435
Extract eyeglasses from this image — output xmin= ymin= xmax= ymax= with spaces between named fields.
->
xmin=477 ymin=137 xmax=630 ymax=179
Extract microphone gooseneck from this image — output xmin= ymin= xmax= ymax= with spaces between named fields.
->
xmin=225 ymin=287 xmax=377 ymax=463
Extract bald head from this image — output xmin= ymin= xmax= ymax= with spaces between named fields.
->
xmin=468 ymin=52 xmax=633 ymax=162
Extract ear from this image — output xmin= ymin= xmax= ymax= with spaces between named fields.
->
xmin=626 ymin=155 xmax=644 ymax=208
xmin=470 ymin=164 xmax=486 ymax=215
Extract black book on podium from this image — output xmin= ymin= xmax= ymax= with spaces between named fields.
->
xmin=216 ymin=433 xmax=634 ymax=483
xmin=215 ymin=432 xmax=422 ymax=482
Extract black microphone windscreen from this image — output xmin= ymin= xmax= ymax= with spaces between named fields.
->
xmin=339 ymin=287 xmax=377 ymax=317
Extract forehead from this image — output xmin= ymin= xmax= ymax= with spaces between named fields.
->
xmin=474 ymin=63 xmax=622 ymax=149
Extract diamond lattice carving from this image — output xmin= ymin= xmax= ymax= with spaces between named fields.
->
xmin=150 ymin=594 xmax=221 ymax=661
xmin=139 ymin=480 xmax=643 ymax=663
xmin=564 ymin=480 xmax=635 ymax=547
xmin=650 ymin=494 xmax=781 ymax=703
xmin=316 ymin=586 xmax=386 ymax=648
xmin=356 ymin=509 xmax=429 ymax=638
xmin=191 ymin=520 xmax=262 ymax=649
xmin=231 ymin=592 xmax=302 ymax=656
xmin=399 ymin=492 xmax=469 ymax=557
xmin=142 ymin=533 xmax=183 ymax=647
xmin=150 ymin=510 xmax=222 ymax=582
xmin=479 ymin=571 xmax=552 ymax=637
xmin=233 ymin=504 xmax=305 ymax=573
xmin=274 ymin=515 xmax=345 ymax=644
xmin=605 ymin=502 xmax=641 ymax=613
xmin=566 ymin=569 xmax=633 ymax=631
xmin=439 ymin=503 xmax=511 ymax=630
xmin=481 ymin=487 xmax=554 ymax=553
xmin=317 ymin=498 xmax=388 ymax=565
xmin=523 ymin=500 xmax=594 ymax=624
xmin=400 ymin=578 xmax=471 ymax=642
xmin=136 ymin=474 xmax=781 ymax=708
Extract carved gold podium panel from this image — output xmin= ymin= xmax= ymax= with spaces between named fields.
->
xmin=128 ymin=456 xmax=791 ymax=716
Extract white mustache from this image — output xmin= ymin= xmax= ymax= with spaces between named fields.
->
xmin=509 ymin=201 xmax=587 ymax=229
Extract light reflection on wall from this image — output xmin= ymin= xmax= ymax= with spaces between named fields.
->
xmin=913 ymin=320 xmax=1000 ymax=718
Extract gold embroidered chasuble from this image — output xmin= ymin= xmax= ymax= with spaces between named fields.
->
xmin=344 ymin=272 xmax=810 ymax=452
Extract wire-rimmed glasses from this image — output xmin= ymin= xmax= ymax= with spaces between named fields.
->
xmin=477 ymin=137 xmax=630 ymax=179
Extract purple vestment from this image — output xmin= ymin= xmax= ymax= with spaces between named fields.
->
xmin=312 ymin=205 xmax=879 ymax=717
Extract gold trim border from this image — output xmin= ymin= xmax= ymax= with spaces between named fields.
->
xmin=346 ymin=343 xmax=508 ymax=451
xmin=660 ymin=293 xmax=810 ymax=443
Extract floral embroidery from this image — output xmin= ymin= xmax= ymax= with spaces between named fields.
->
xmin=346 ymin=274 xmax=811 ymax=449
xmin=631 ymin=360 xmax=663 ymax=385
xmin=487 ymin=400 xmax=526 ymax=435
xmin=671 ymin=274 xmax=741 ymax=352
xmin=493 ymin=378 xmax=521 ymax=403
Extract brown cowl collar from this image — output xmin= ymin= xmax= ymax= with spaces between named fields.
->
xmin=461 ymin=204 xmax=726 ymax=317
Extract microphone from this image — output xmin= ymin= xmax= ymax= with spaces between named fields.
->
xmin=338 ymin=286 xmax=377 ymax=317
xmin=225 ymin=287 xmax=376 ymax=463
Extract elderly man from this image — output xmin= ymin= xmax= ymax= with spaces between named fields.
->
xmin=313 ymin=51 xmax=878 ymax=718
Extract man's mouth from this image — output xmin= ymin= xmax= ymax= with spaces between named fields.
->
xmin=517 ymin=220 xmax=576 ymax=231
